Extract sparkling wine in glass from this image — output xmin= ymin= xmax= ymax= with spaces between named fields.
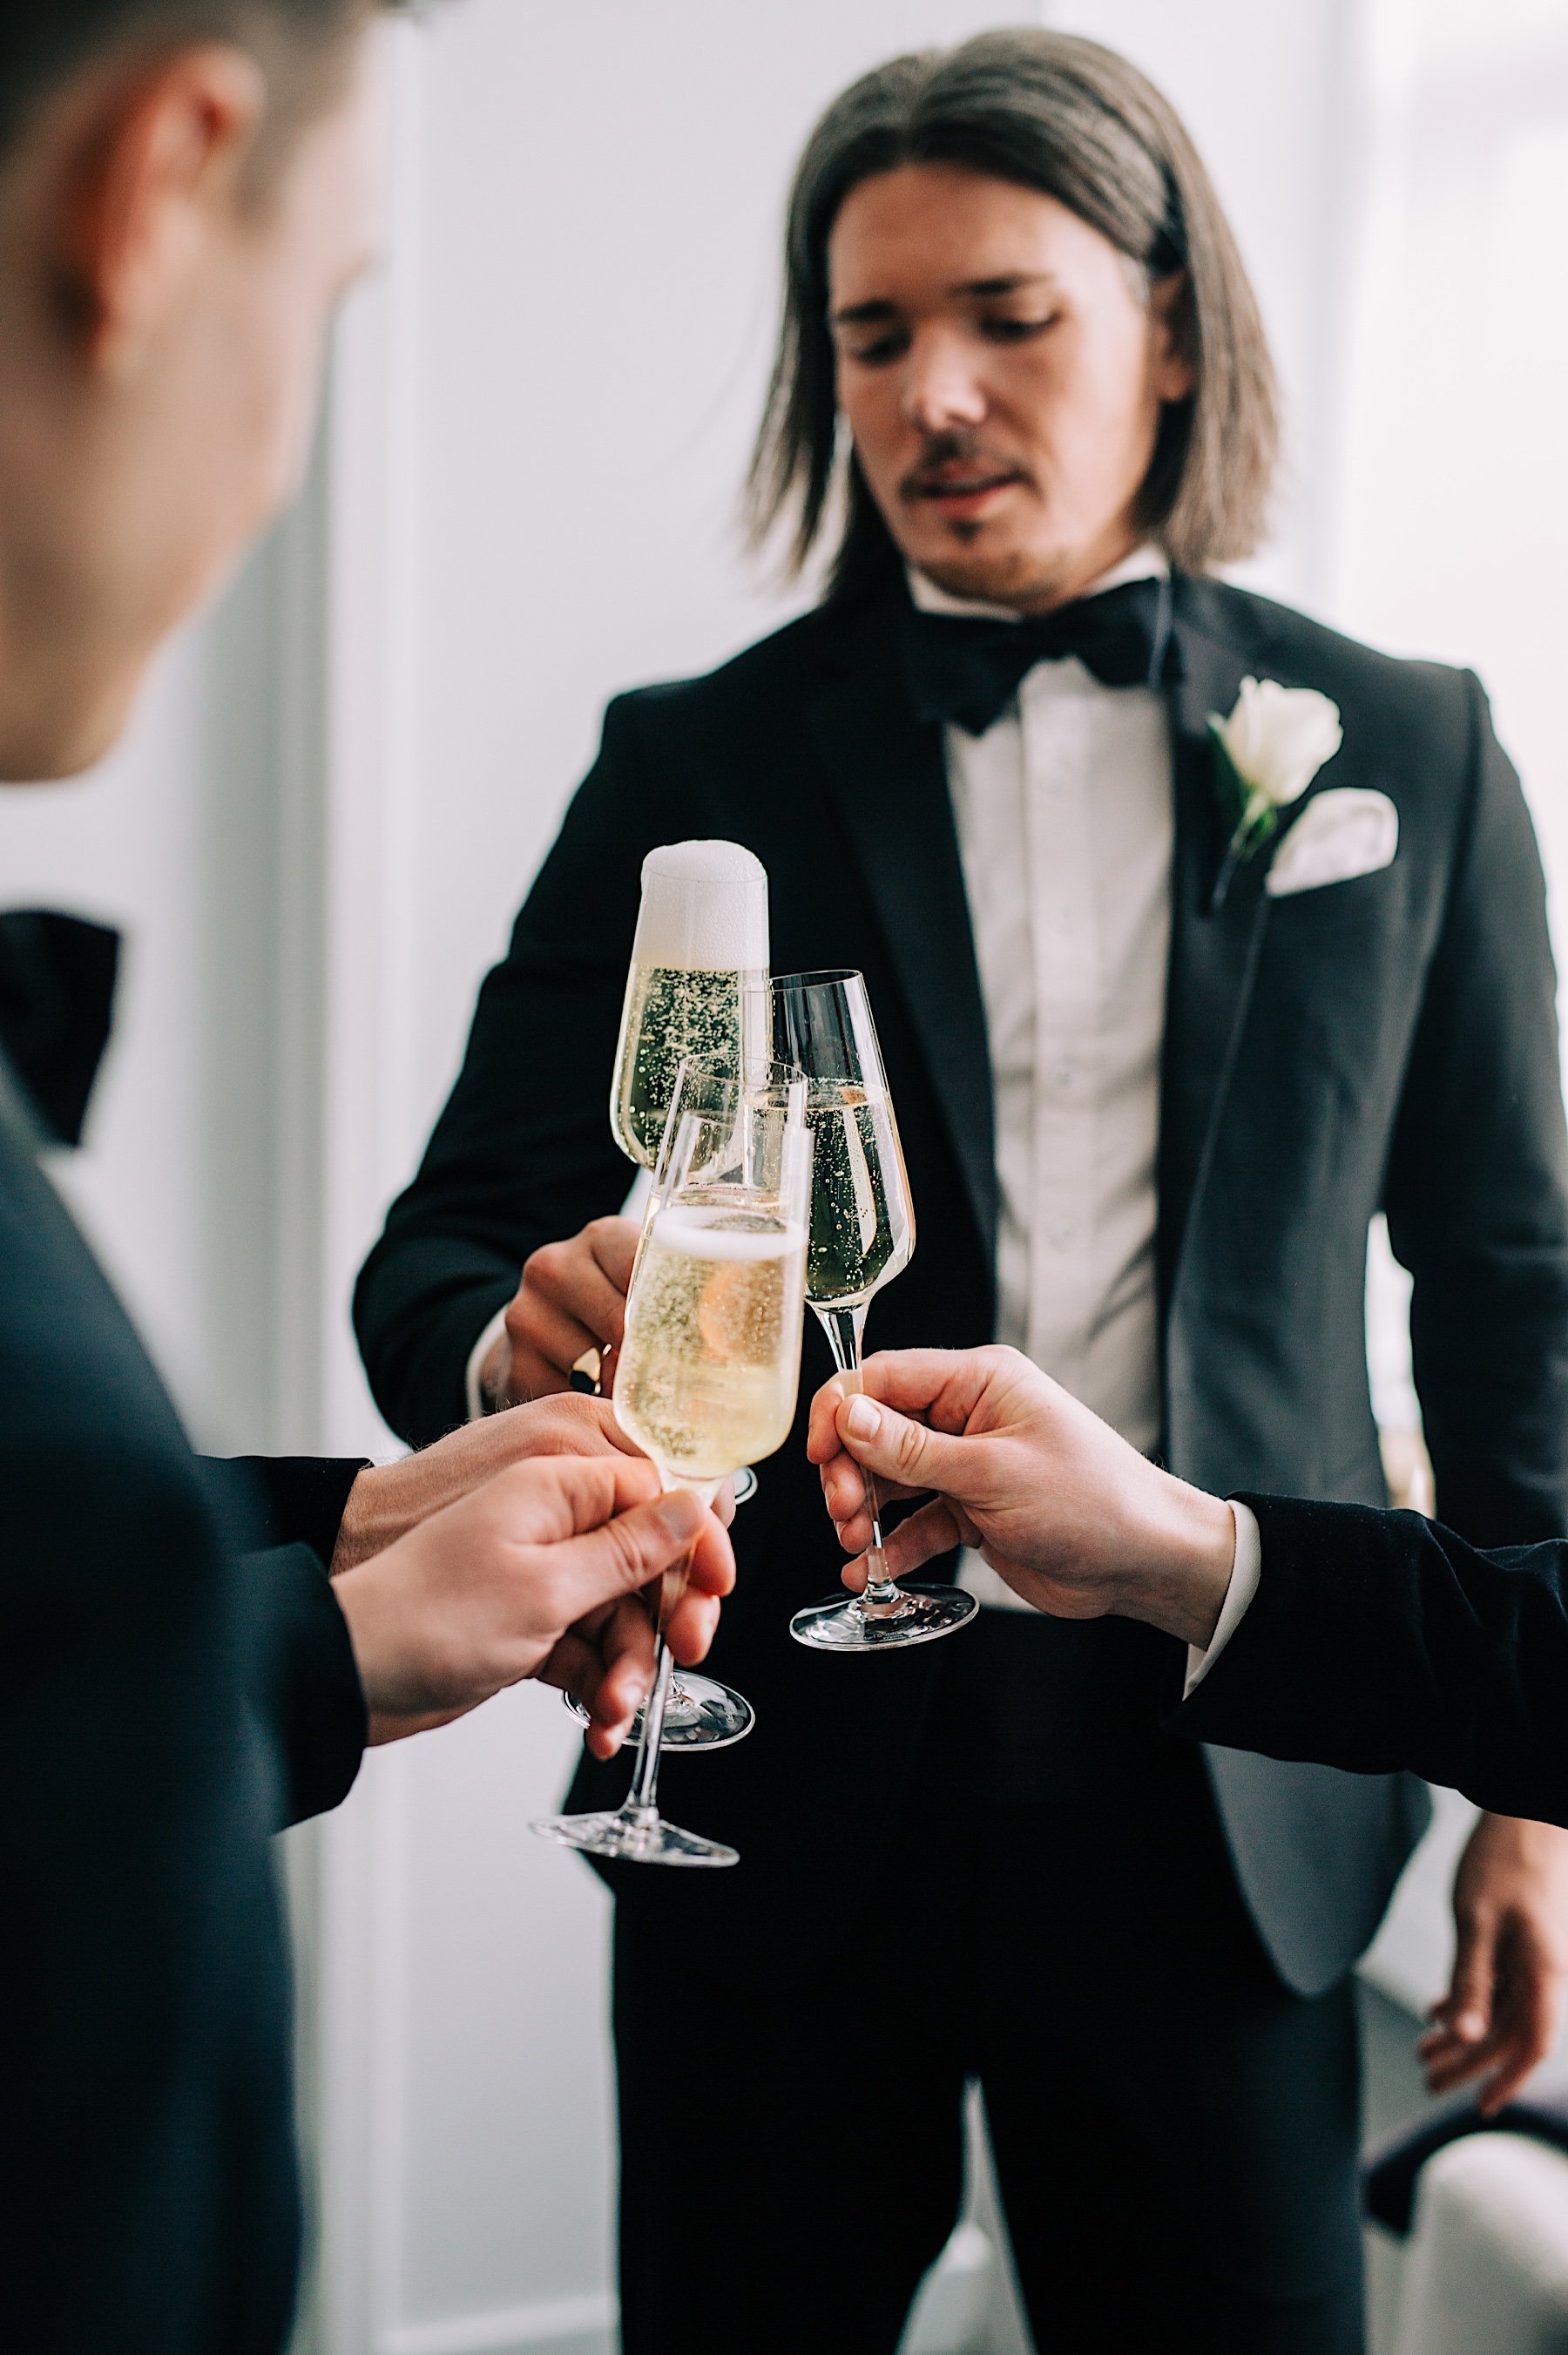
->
xmin=610 ymin=840 xmax=769 ymax=1171
xmin=533 ymin=1073 xmax=809 ymax=1866
xmin=589 ymin=843 xmax=768 ymax=1748
xmin=774 ymin=969 xmax=977 ymax=1652
xmin=562 ymin=1054 xmax=786 ymax=1750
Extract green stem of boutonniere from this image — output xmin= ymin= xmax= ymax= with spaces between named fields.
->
xmin=1207 ymin=722 xmax=1280 ymax=915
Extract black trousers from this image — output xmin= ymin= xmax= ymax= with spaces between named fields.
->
xmin=613 ymin=1683 xmax=1366 ymax=2355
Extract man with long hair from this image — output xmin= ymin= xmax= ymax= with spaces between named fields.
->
xmin=356 ymin=31 xmax=1568 ymax=2351
xmin=0 ymin=5 xmax=735 ymax=2346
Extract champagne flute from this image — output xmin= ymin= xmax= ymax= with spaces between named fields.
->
xmin=588 ymin=842 xmax=768 ymax=1746
xmin=774 ymin=970 xmax=978 ymax=1651
xmin=610 ymin=840 xmax=770 ymax=1171
xmin=562 ymin=1054 xmax=781 ymax=1749
xmin=533 ymin=1073 xmax=809 ymax=1866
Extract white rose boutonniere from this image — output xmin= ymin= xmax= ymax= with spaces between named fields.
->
xmin=1208 ymin=677 xmax=1343 ymax=910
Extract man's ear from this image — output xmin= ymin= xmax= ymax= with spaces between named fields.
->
xmin=54 ymin=45 xmax=267 ymax=376
xmin=1149 ymin=269 xmax=1197 ymax=405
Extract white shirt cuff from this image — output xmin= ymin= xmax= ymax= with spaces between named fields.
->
xmin=1183 ymin=1499 xmax=1261 ymax=1698
xmin=463 ymin=1304 xmax=511 ymax=1423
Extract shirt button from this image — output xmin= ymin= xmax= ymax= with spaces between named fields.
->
xmin=1053 ymin=1059 xmax=1078 ymax=1091
xmin=1048 ymin=1222 xmax=1076 ymax=1250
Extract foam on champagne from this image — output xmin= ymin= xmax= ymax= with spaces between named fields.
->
xmin=651 ymin=1205 xmax=805 ymax=1260
xmin=632 ymin=841 xmax=768 ymax=972
xmin=611 ymin=841 xmax=771 ymax=1167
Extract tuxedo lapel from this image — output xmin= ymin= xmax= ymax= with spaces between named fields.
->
xmin=802 ymin=603 xmax=997 ymax=1259
xmin=1157 ymin=603 xmax=1274 ymax=1314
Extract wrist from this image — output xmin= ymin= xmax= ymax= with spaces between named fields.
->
xmin=1115 ymin=1478 xmax=1235 ymax=1649
xmin=329 ymin=1454 xmax=444 ymax=1576
xmin=329 ymin=1470 xmax=378 ymax=1576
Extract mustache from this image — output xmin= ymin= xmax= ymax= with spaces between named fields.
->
xmin=899 ymin=433 xmax=1031 ymax=498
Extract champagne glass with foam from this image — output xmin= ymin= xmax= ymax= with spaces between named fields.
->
xmin=563 ymin=844 xmax=768 ymax=1752
xmin=774 ymin=969 xmax=978 ymax=1651
xmin=533 ymin=1072 xmax=808 ymax=1867
xmin=610 ymin=840 xmax=769 ymax=1171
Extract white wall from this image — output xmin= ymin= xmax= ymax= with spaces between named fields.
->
xmin=1329 ymin=0 xmax=1568 ymax=949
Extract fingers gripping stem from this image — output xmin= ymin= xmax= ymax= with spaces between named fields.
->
xmin=654 ymin=1533 xmax=700 ymax=1638
xmin=821 ymin=1306 xmax=904 ymax=1618
xmin=643 ymin=1474 xmax=710 ymax=1734
xmin=652 ymin=1466 xmax=712 ymax=1633
xmin=625 ymin=1500 xmax=703 ymax=1817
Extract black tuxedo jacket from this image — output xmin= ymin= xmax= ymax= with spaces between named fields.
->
xmin=355 ymin=572 xmax=1568 ymax=1996
xmin=1176 ymin=1493 xmax=1568 ymax=1829
xmin=0 ymin=926 xmax=368 ymax=2355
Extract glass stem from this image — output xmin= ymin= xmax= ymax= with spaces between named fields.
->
xmin=620 ymin=1491 xmax=703 ymax=1820
xmin=623 ymin=1636 xmax=677 ymax=1823
xmin=818 ymin=1303 xmax=908 ymax=1618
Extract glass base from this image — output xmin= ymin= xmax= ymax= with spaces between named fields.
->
xmin=531 ymin=1805 xmax=739 ymax=1868
xmin=790 ymin=1581 xmax=979 ymax=1652
xmin=562 ymin=1671 xmax=754 ymax=1752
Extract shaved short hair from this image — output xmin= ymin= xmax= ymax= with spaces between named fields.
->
xmin=0 ymin=1 xmax=407 ymax=165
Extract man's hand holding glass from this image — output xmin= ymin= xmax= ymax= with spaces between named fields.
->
xmin=327 ymin=1394 xmax=734 ymax=1760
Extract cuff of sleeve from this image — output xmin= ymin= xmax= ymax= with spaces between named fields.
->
xmin=464 ymin=1305 xmax=511 ymax=1423
xmin=243 ymin=1544 xmax=368 ymax=1827
xmin=1183 ymin=1499 xmax=1261 ymax=1698
xmin=216 ymin=1457 xmax=369 ymax=1572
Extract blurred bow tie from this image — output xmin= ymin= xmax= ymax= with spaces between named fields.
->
xmin=899 ymin=572 xmax=1175 ymax=737
xmin=0 ymin=908 xmax=120 ymax=1147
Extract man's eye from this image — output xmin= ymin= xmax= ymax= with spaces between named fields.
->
xmin=983 ymin=315 xmax=1054 ymax=342
xmin=848 ymin=333 xmax=908 ymax=365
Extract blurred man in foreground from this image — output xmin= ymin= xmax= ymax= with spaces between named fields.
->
xmin=814 ymin=1346 xmax=1568 ymax=1875
xmin=0 ymin=4 xmax=731 ymax=2348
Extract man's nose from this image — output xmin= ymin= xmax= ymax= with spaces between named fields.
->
xmin=901 ymin=328 xmax=988 ymax=434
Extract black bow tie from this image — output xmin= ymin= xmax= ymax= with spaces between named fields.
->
xmin=0 ymin=909 xmax=120 ymax=1147
xmin=899 ymin=572 xmax=1175 ymax=737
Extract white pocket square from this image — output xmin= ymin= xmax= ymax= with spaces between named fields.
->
xmin=1265 ymin=788 xmax=1399 ymax=898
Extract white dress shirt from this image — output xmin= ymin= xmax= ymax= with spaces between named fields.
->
xmin=914 ymin=547 xmax=1174 ymax=1614
xmin=915 ymin=553 xmax=1265 ymax=1683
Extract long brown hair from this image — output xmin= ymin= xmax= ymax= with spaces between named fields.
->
xmin=747 ymin=30 xmax=1280 ymax=597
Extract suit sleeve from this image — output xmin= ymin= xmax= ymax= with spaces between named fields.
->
xmin=354 ymin=696 xmax=677 ymax=1445
xmin=1172 ymin=1492 xmax=1568 ymax=1825
xmin=1383 ymin=675 xmax=1568 ymax=1542
xmin=234 ymin=1543 xmax=368 ymax=1828
xmin=196 ymin=1459 xmax=369 ymax=1824
xmin=205 ymin=1454 xmax=367 ymax=1569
